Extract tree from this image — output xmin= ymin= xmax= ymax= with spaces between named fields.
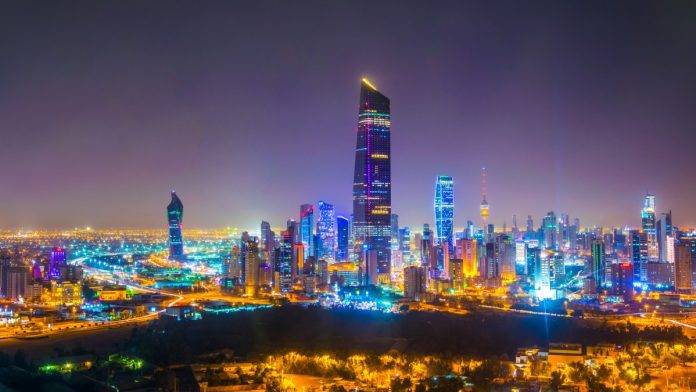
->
xmin=549 ymin=370 xmax=565 ymax=391
xmin=391 ymin=376 xmax=413 ymax=392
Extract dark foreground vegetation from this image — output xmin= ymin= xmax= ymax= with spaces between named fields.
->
xmin=0 ymin=306 xmax=687 ymax=391
xmin=129 ymin=306 xmax=684 ymax=364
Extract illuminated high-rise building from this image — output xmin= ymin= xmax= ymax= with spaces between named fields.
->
xmin=591 ymin=239 xmax=605 ymax=288
xmin=541 ymin=211 xmax=558 ymax=250
xmin=457 ymin=238 xmax=477 ymax=277
xmin=610 ymin=263 xmax=634 ymax=302
xmin=352 ymin=78 xmax=392 ymax=282
xmin=642 ymin=194 xmax=658 ymax=261
xmin=535 ymin=249 xmax=553 ymax=299
xmin=260 ymin=220 xmax=275 ymax=263
xmin=317 ymin=201 xmax=337 ymax=260
xmin=167 ymin=191 xmax=184 ymax=260
xmin=421 ymin=224 xmax=434 ymax=269
xmin=399 ymin=227 xmax=411 ymax=265
xmin=278 ymin=224 xmax=295 ymax=292
xmin=434 ymin=175 xmax=454 ymax=252
xmin=300 ymin=204 xmax=314 ymax=261
xmin=675 ymin=243 xmax=692 ymax=293
xmin=657 ymin=210 xmax=673 ymax=262
xmin=49 ymin=247 xmax=66 ymax=280
xmin=244 ymin=239 xmax=260 ymax=297
xmin=336 ymin=216 xmax=350 ymax=261
xmin=403 ymin=265 xmax=427 ymax=301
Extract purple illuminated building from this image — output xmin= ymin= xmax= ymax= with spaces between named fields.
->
xmin=49 ymin=247 xmax=66 ymax=280
xmin=352 ymin=78 xmax=392 ymax=282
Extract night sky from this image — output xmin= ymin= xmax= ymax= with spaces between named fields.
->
xmin=2 ymin=1 xmax=696 ymax=230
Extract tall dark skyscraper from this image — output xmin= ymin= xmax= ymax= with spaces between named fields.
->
xmin=167 ymin=191 xmax=184 ymax=260
xmin=352 ymin=78 xmax=392 ymax=282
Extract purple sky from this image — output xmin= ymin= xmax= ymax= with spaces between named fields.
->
xmin=1 ymin=1 xmax=696 ymax=231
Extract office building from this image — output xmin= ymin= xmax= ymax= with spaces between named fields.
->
xmin=591 ymin=240 xmax=605 ymax=288
xmin=167 ymin=191 xmax=185 ymax=260
xmin=610 ymin=263 xmax=634 ymax=302
xmin=49 ymin=247 xmax=67 ymax=280
xmin=300 ymin=204 xmax=314 ymax=261
xmin=675 ymin=243 xmax=693 ymax=293
xmin=336 ymin=216 xmax=349 ymax=261
xmin=317 ymin=201 xmax=337 ymax=261
xmin=641 ymin=194 xmax=658 ymax=262
xmin=352 ymin=78 xmax=392 ymax=282
xmin=434 ymin=175 xmax=454 ymax=252
xmin=244 ymin=239 xmax=260 ymax=297
xmin=404 ymin=266 xmax=427 ymax=301
xmin=260 ymin=221 xmax=275 ymax=263
xmin=542 ymin=211 xmax=558 ymax=250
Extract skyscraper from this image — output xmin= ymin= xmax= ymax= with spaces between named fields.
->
xmin=591 ymin=239 xmax=605 ymax=289
xmin=541 ymin=211 xmax=558 ymax=250
xmin=260 ymin=220 xmax=275 ymax=263
xmin=657 ymin=210 xmax=673 ymax=262
xmin=278 ymin=224 xmax=295 ymax=292
xmin=300 ymin=204 xmax=314 ymax=261
xmin=611 ymin=263 xmax=634 ymax=302
xmin=244 ymin=239 xmax=260 ymax=297
xmin=49 ymin=247 xmax=66 ymax=280
xmin=352 ymin=78 xmax=392 ymax=282
xmin=403 ymin=265 xmax=427 ymax=301
xmin=336 ymin=216 xmax=350 ymax=261
xmin=675 ymin=243 xmax=692 ymax=293
xmin=642 ymin=194 xmax=658 ymax=262
xmin=421 ymin=224 xmax=434 ymax=269
xmin=167 ymin=191 xmax=184 ymax=260
xmin=630 ymin=229 xmax=649 ymax=282
xmin=399 ymin=227 xmax=411 ymax=265
xmin=526 ymin=215 xmax=534 ymax=233
xmin=434 ymin=175 xmax=454 ymax=252
xmin=317 ymin=201 xmax=337 ymax=261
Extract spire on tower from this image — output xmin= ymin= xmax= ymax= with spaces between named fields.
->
xmin=480 ymin=167 xmax=489 ymax=221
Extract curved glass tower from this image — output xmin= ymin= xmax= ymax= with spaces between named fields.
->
xmin=434 ymin=175 xmax=454 ymax=252
xmin=352 ymin=78 xmax=392 ymax=281
xmin=167 ymin=191 xmax=184 ymax=260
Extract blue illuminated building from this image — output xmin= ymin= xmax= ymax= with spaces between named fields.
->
xmin=434 ymin=175 xmax=454 ymax=252
xmin=317 ymin=201 xmax=336 ymax=260
xmin=336 ymin=216 xmax=349 ymax=261
xmin=278 ymin=224 xmax=295 ymax=292
xmin=300 ymin=204 xmax=314 ymax=261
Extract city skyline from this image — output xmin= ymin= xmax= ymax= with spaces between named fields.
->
xmin=3 ymin=3 xmax=696 ymax=390
xmin=2 ymin=1 xmax=696 ymax=230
